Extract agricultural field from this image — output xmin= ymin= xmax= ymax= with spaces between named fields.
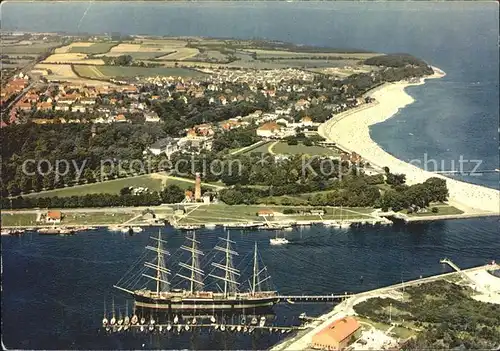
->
xmin=243 ymin=49 xmax=380 ymax=60
xmin=156 ymin=48 xmax=200 ymax=61
xmin=42 ymin=53 xmax=105 ymax=65
xmin=74 ymin=65 xmax=206 ymax=79
xmin=1 ymin=42 xmax=61 ymax=54
xmin=98 ymin=41 xmax=199 ymax=61
xmin=32 ymin=64 xmax=79 ymax=80
xmin=67 ymin=42 xmax=118 ymax=54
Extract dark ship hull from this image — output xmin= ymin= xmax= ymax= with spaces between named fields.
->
xmin=134 ymin=294 xmax=279 ymax=311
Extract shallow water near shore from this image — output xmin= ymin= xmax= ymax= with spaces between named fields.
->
xmin=2 ymin=219 xmax=500 ymax=349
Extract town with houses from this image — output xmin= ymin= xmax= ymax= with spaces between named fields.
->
xmin=1 ymin=67 xmax=369 ymax=158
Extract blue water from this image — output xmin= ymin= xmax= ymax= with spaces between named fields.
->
xmin=3 ymin=220 xmax=500 ymax=349
xmin=1 ymin=2 xmax=499 ymax=349
xmin=1 ymin=2 xmax=498 ymax=189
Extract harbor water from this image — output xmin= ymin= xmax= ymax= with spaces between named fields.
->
xmin=3 ymin=219 xmax=500 ymax=349
xmin=1 ymin=1 xmax=499 ymax=349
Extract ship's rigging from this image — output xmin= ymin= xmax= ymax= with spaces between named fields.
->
xmin=114 ymin=230 xmax=275 ymax=299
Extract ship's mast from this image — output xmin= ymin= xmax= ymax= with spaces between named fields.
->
xmin=156 ymin=231 xmax=161 ymax=294
xmin=209 ymin=232 xmax=240 ymax=298
xmin=250 ymin=242 xmax=272 ymax=294
xmin=252 ymin=242 xmax=258 ymax=295
xmin=143 ymin=230 xmax=171 ymax=294
xmin=176 ymin=232 xmax=205 ymax=293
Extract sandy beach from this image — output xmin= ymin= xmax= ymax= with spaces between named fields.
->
xmin=318 ymin=67 xmax=500 ymax=215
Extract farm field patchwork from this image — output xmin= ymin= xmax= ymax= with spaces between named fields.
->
xmin=67 ymin=42 xmax=118 ymax=54
xmin=74 ymin=65 xmax=206 ymax=79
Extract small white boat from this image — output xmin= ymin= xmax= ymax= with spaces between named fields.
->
xmin=173 ymin=315 xmax=179 ymax=324
xmin=270 ymin=237 xmax=289 ymax=245
xmin=159 ymin=325 xmax=163 ymax=332
xmin=132 ymin=227 xmax=143 ymax=233
xmin=210 ymin=315 xmax=216 ymax=323
xmin=140 ymin=317 xmax=146 ymax=325
xmin=102 ymin=317 xmax=108 ymax=327
xmin=205 ymin=223 xmax=217 ymax=229
xmin=259 ymin=316 xmax=266 ymax=327
xmin=167 ymin=323 xmax=172 ymax=331
xmin=237 ymin=325 xmax=242 ymax=332
xmin=250 ymin=317 xmax=258 ymax=325
xmin=108 ymin=226 xmax=122 ymax=232
xmin=120 ymin=227 xmax=130 ymax=234
xmin=131 ymin=315 xmax=138 ymax=325
xmin=140 ymin=325 xmax=145 ymax=332
xmin=220 ymin=324 xmax=225 ymax=332
xmin=110 ymin=316 xmax=116 ymax=326
xmin=323 ymin=220 xmax=341 ymax=227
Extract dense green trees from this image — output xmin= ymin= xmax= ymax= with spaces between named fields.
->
xmin=355 ymin=281 xmax=500 ymax=350
xmin=160 ymin=184 xmax=185 ymax=203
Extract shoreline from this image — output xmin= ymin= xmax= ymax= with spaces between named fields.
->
xmin=318 ymin=67 xmax=500 ymax=215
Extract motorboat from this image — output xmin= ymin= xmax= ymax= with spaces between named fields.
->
xmin=270 ymin=237 xmax=289 ymax=245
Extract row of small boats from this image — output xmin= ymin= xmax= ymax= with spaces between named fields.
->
xmin=102 ymin=313 xmax=285 ymax=334
xmin=172 ymin=219 xmax=392 ymax=232
xmin=107 ymin=226 xmax=144 ymax=234
xmin=1 ymin=226 xmax=98 ymax=236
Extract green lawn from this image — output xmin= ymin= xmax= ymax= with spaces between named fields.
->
xmin=74 ymin=65 xmax=206 ymax=79
xmin=244 ymin=141 xmax=272 ymax=154
xmin=1 ymin=213 xmax=38 ymax=226
xmin=24 ymin=175 xmax=164 ymax=198
xmin=178 ymin=204 xmax=375 ymax=224
xmin=403 ymin=204 xmax=464 ymax=217
xmin=69 ymin=42 xmax=118 ymax=54
xmin=1 ymin=211 xmax=139 ymax=227
xmin=22 ymin=174 xmax=221 ymax=199
xmin=272 ymin=142 xmax=340 ymax=157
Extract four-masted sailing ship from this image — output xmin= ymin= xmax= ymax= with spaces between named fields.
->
xmin=114 ymin=231 xmax=279 ymax=311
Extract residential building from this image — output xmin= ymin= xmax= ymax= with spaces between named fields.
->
xmin=144 ymin=111 xmax=161 ymax=123
xmin=256 ymin=122 xmax=280 ymax=138
xmin=146 ymin=137 xmax=179 ymax=157
xmin=46 ymin=210 xmax=62 ymax=224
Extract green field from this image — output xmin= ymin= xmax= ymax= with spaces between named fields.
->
xmin=245 ymin=141 xmax=340 ymax=157
xmin=178 ymin=204 xmax=375 ymax=224
xmin=1 ymin=43 xmax=60 ymax=54
xmin=69 ymin=42 xmax=118 ymax=54
xmin=24 ymin=175 xmax=165 ymax=198
xmin=104 ymin=52 xmax=174 ymax=60
xmin=403 ymin=204 xmax=464 ymax=217
xmin=74 ymin=65 xmax=206 ymax=79
xmin=271 ymin=142 xmax=340 ymax=157
xmin=22 ymin=174 xmax=221 ymax=199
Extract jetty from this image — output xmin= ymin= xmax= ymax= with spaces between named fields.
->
xmin=271 ymin=260 xmax=499 ymax=351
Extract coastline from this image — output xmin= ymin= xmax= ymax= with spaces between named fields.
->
xmin=318 ymin=67 xmax=500 ymax=215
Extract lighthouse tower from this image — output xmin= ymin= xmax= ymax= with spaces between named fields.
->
xmin=194 ymin=173 xmax=201 ymax=201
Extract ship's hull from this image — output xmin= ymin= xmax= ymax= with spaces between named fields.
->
xmin=134 ymin=294 xmax=279 ymax=311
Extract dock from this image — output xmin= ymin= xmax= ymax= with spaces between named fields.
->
xmin=271 ymin=261 xmax=499 ymax=351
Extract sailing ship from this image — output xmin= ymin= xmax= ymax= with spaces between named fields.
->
xmin=114 ymin=231 xmax=279 ymax=311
